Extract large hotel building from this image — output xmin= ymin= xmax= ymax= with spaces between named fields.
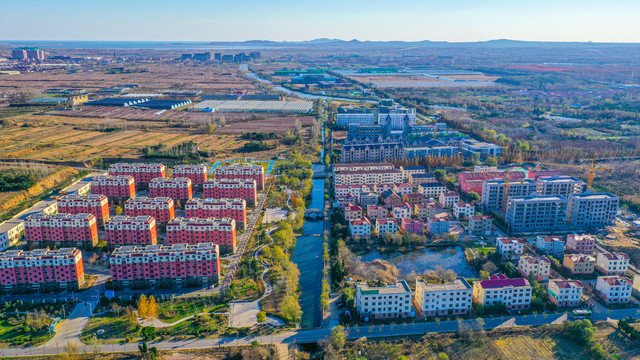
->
xmin=166 ymin=217 xmax=237 ymax=253
xmin=0 ymin=248 xmax=84 ymax=294
xmin=25 ymin=213 xmax=98 ymax=248
xmin=110 ymin=243 xmax=220 ymax=290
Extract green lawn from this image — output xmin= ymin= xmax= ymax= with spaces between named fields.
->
xmin=157 ymin=297 xmax=228 ymax=323
xmin=81 ymin=311 xmax=140 ymax=342
xmin=0 ymin=314 xmax=52 ymax=346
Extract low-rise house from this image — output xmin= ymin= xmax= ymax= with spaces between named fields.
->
xmin=414 ymin=278 xmax=472 ymax=317
xmin=392 ymin=202 xmax=413 ymax=220
xmin=403 ymin=193 xmax=424 ymax=208
xmin=565 ymin=234 xmax=596 ymax=254
xmin=472 ymin=274 xmax=532 ymax=311
xmin=355 ymin=281 xmax=413 ymax=320
xmin=381 ymin=190 xmax=403 ymax=208
xmin=535 ymin=236 xmax=565 ymax=258
xmin=367 ymin=205 xmax=388 ymax=220
xmin=469 ymin=215 xmax=492 ymax=235
xmin=496 ymin=237 xmax=524 ymax=259
xmin=517 ymin=255 xmax=551 ymax=281
xmin=344 ymin=204 xmax=363 ymax=222
xmin=415 ymin=203 xmax=435 ymax=220
xmin=376 ymin=218 xmax=398 ymax=235
xmin=595 ymin=253 xmax=630 ymax=275
xmin=439 ymin=191 xmax=460 ymax=208
xmin=349 ymin=217 xmax=371 ymax=239
xmin=595 ymin=276 xmax=632 ymax=304
xmin=453 ymin=202 xmax=475 ymax=219
xmin=426 ymin=217 xmax=450 ymax=237
xmin=548 ymin=280 xmax=583 ymax=308
xmin=360 ymin=192 xmax=379 ymax=208
xmin=563 ymin=254 xmax=596 ymax=275
xmin=401 ymin=218 xmax=424 ymax=235
xmin=336 ymin=194 xmax=358 ymax=208
xmin=418 ymin=182 xmax=446 ymax=198
xmin=394 ymin=183 xmax=413 ymax=197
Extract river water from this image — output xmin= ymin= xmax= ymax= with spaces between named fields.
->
xmin=291 ymin=178 xmax=325 ymax=328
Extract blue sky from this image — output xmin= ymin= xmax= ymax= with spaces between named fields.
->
xmin=1 ymin=0 xmax=639 ymax=42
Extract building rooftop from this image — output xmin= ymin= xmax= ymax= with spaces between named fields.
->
xmin=551 ymin=280 xmax=583 ymax=289
xmin=417 ymin=277 xmax=471 ymax=292
xmin=479 ymin=274 xmax=530 ymax=289
xmin=357 ymin=280 xmax=411 ymax=295
xmin=600 ymin=276 xmax=632 ymax=286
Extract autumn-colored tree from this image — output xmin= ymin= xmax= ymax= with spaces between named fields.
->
xmin=137 ymin=294 xmax=149 ymax=318
xmin=147 ymin=295 xmax=158 ymax=319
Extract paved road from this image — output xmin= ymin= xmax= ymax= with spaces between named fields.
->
xmin=2 ymin=306 xmax=638 ymax=357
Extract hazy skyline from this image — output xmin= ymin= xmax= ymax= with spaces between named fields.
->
xmin=2 ymin=0 xmax=640 ymax=43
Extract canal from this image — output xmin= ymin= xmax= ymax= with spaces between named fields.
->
xmin=291 ymin=177 xmax=325 ymax=328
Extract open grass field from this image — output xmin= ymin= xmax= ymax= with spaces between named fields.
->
xmin=0 ymin=113 xmax=314 ymax=164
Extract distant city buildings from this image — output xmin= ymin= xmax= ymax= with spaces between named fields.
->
xmin=11 ymin=47 xmax=45 ymax=61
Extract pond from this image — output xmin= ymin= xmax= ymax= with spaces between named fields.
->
xmin=357 ymin=246 xmax=478 ymax=279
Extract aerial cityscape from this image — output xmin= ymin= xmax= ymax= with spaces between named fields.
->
xmin=1 ymin=1 xmax=640 ymax=360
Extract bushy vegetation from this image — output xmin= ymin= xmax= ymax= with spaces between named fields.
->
xmin=0 ymin=173 xmax=36 ymax=192
xmin=238 ymin=141 xmax=275 ymax=153
xmin=242 ymin=132 xmax=278 ymax=140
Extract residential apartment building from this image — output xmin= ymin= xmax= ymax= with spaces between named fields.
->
xmin=567 ymin=192 xmax=619 ymax=229
xmin=105 ymin=215 xmax=157 ymax=246
xmin=392 ymin=202 xmax=412 ymax=220
xmin=334 ymin=184 xmax=374 ymax=202
xmin=336 ymin=106 xmax=377 ymax=127
xmin=332 ymin=163 xmax=395 ymax=173
xmin=401 ymin=218 xmax=424 ymax=235
xmin=565 ymin=234 xmax=596 ymax=254
xmin=344 ymin=204 xmax=364 ymax=222
xmin=517 ymin=256 xmax=551 ymax=281
xmin=496 ymin=237 xmax=524 ymax=258
xmin=334 ymin=169 xmax=403 ymax=187
xmin=25 ymin=213 xmax=98 ymax=248
xmin=341 ymin=143 xmax=404 ymax=164
xmin=415 ymin=203 xmax=435 ymax=220
xmin=57 ymin=194 xmax=110 ymax=225
xmin=548 ymin=280 xmax=583 ymax=308
xmin=214 ymin=164 xmax=265 ymax=191
xmin=355 ymin=281 xmax=413 ymax=320
xmin=400 ymin=166 xmax=426 ymax=181
xmin=110 ymin=243 xmax=220 ymax=290
xmin=408 ymin=173 xmax=437 ymax=187
xmin=427 ymin=217 xmax=450 ymax=237
xmin=124 ymin=197 xmax=175 ymax=225
xmin=394 ymin=183 xmax=413 ymax=197
xmin=203 ymin=179 xmax=257 ymax=206
xmin=469 ymin=215 xmax=492 ymax=235
xmin=595 ymin=276 xmax=632 ymax=304
xmin=460 ymin=139 xmax=502 ymax=158
xmin=563 ymin=254 xmax=596 ymax=275
xmin=535 ymin=236 xmax=565 ymax=258
xmin=149 ymin=177 xmax=193 ymax=202
xmin=453 ymin=202 xmax=475 ymax=219
xmin=172 ymin=164 xmax=208 ymax=185
xmin=414 ymin=278 xmax=472 ymax=317
xmin=595 ymin=253 xmax=630 ymax=275
xmin=360 ymin=192 xmax=379 ymax=208
xmin=382 ymin=190 xmax=403 ymax=208
xmin=481 ymin=179 xmax=537 ymax=214
xmin=472 ymin=274 xmax=532 ymax=310
xmin=166 ymin=217 xmax=237 ymax=253
xmin=439 ymin=192 xmax=460 ymax=208
xmin=459 ymin=171 xmax=527 ymax=196
xmin=505 ymin=195 xmax=568 ymax=232
xmin=403 ymin=193 xmax=424 ymax=208
xmin=109 ymin=163 xmax=166 ymax=186
xmin=0 ymin=248 xmax=84 ymax=294
xmin=90 ymin=175 xmax=136 ymax=201
xmin=418 ymin=182 xmax=447 ymax=198
xmin=376 ymin=219 xmax=398 ymax=235
xmin=185 ymin=198 xmax=247 ymax=230
xmin=366 ymin=205 xmax=389 ymax=221
xmin=536 ymin=175 xmax=586 ymax=197
xmin=349 ymin=217 xmax=371 ymax=239
xmin=0 ymin=220 xmax=24 ymax=251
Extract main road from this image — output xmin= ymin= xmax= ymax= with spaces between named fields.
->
xmin=1 ymin=307 xmax=638 ymax=357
